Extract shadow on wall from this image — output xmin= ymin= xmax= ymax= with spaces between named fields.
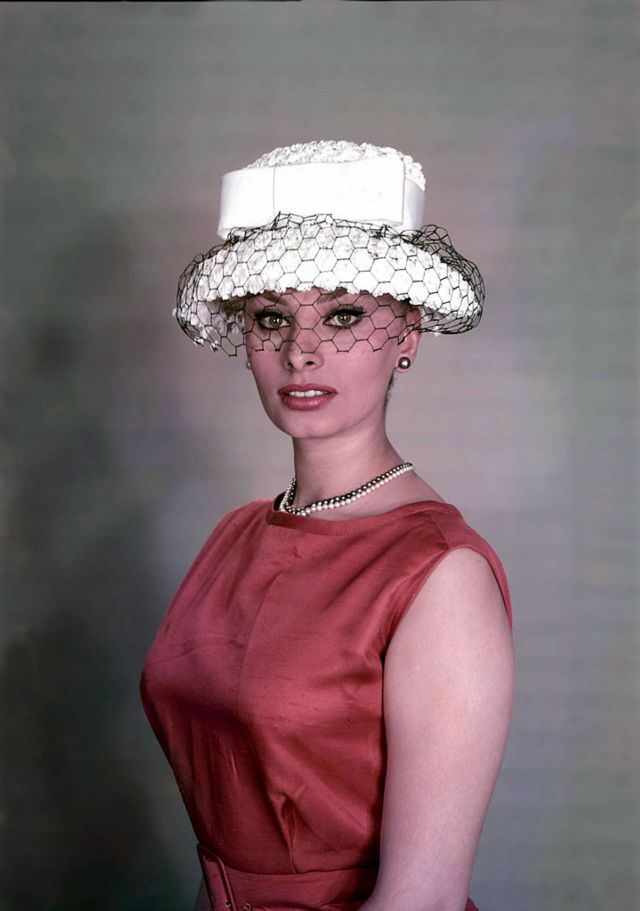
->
xmin=1 ymin=613 xmax=183 ymax=911
xmin=2 ymin=208 xmax=187 ymax=910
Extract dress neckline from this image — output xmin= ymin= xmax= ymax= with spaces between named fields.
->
xmin=265 ymin=494 xmax=462 ymax=536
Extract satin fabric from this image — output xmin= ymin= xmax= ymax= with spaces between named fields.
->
xmin=140 ymin=497 xmax=513 ymax=910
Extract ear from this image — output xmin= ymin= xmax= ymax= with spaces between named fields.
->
xmin=397 ymin=306 xmax=423 ymax=362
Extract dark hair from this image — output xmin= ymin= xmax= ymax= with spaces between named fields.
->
xmin=221 ymin=297 xmax=246 ymax=319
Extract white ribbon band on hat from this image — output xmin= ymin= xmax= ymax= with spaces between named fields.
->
xmin=217 ymin=156 xmax=425 ymax=240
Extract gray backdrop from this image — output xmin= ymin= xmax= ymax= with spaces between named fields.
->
xmin=2 ymin=2 xmax=638 ymax=910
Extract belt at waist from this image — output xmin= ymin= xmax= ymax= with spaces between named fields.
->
xmin=196 ymin=842 xmax=378 ymax=911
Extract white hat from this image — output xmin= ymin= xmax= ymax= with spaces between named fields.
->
xmin=174 ymin=140 xmax=485 ymax=355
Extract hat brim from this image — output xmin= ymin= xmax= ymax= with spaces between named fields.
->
xmin=174 ymin=214 xmax=485 ymax=352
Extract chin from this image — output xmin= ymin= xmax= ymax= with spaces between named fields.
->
xmin=278 ymin=413 xmax=339 ymax=438
xmin=282 ymin=414 xmax=334 ymax=432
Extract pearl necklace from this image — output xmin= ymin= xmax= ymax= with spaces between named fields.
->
xmin=278 ymin=461 xmax=414 ymax=516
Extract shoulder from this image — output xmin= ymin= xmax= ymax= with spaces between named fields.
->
xmin=383 ymin=543 xmax=515 ymax=763
xmin=392 ymin=544 xmax=512 ymax=641
xmin=384 ymin=507 xmax=515 ymax=702
xmin=191 ymin=498 xmax=271 ymax=562
xmin=208 ymin=497 xmax=271 ymax=539
xmin=429 ymin=508 xmax=514 ymax=632
xmin=412 ymin=545 xmax=511 ymax=634
xmin=387 ymin=506 xmax=514 ymax=635
xmin=385 ymin=543 xmax=515 ymax=710
xmin=220 ymin=496 xmax=272 ymax=524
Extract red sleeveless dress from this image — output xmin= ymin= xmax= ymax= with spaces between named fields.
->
xmin=140 ymin=496 xmax=513 ymax=911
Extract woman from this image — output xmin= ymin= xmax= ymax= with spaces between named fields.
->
xmin=140 ymin=140 xmax=515 ymax=911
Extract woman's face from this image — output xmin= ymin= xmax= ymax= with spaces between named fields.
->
xmin=243 ymin=288 xmax=421 ymax=440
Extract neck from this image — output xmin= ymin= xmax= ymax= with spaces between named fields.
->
xmin=288 ymin=424 xmax=406 ymax=506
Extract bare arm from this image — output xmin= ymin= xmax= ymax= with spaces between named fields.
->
xmin=361 ymin=547 xmax=515 ymax=911
xmin=193 ymin=877 xmax=209 ymax=911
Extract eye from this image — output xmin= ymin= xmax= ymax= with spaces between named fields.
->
xmin=254 ymin=308 xmax=289 ymax=330
xmin=325 ymin=306 xmax=365 ymax=328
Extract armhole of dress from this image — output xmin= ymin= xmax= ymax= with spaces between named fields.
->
xmin=273 ymin=490 xmax=285 ymax=511
xmin=386 ymin=541 xmax=514 ymax=644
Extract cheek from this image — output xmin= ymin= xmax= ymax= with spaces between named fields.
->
xmin=248 ymin=364 xmax=276 ymax=406
xmin=336 ymin=355 xmax=393 ymax=400
xmin=254 ymin=383 xmax=283 ymax=425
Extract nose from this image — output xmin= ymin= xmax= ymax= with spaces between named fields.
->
xmin=280 ymin=329 xmax=324 ymax=371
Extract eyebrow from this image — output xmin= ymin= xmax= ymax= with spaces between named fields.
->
xmin=258 ymin=289 xmax=355 ymax=307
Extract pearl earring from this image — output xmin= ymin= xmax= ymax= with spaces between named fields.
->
xmin=245 ymin=359 xmax=252 ymax=370
xmin=397 ymin=356 xmax=411 ymax=369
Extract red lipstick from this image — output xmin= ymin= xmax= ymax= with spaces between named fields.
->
xmin=278 ymin=383 xmax=338 ymax=411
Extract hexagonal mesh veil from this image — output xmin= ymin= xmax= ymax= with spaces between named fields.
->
xmin=175 ymin=213 xmax=485 ymax=356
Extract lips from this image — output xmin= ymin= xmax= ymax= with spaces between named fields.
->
xmin=278 ymin=384 xmax=338 ymax=396
xmin=277 ymin=383 xmax=338 ymax=411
